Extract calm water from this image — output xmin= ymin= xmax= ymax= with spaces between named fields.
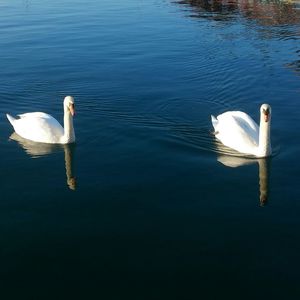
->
xmin=0 ymin=0 xmax=300 ymax=298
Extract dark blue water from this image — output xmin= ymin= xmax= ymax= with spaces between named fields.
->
xmin=0 ymin=0 xmax=300 ymax=298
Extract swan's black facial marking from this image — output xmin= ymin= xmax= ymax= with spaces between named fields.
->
xmin=263 ymin=107 xmax=270 ymax=122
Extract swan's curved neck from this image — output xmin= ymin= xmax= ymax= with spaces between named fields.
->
xmin=258 ymin=114 xmax=271 ymax=157
xmin=62 ymin=106 xmax=75 ymax=143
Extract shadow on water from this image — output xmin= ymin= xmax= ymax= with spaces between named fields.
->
xmin=9 ymin=133 xmax=77 ymax=191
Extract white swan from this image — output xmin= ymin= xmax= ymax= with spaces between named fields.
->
xmin=211 ymin=104 xmax=272 ymax=157
xmin=6 ymin=96 xmax=76 ymax=144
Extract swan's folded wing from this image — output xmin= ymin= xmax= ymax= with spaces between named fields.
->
xmin=211 ymin=115 xmax=218 ymax=131
xmin=215 ymin=111 xmax=259 ymax=154
xmin=14 ymin=114 xmax=64 ymax=143
xmin=230 ymin=111 xmax=259 ymax=133
xmin=18 ymin=112 xmax=53 ymax=119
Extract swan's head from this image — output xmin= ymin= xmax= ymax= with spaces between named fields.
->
xmin=260 ymin=104 xmax=271 ymax=123
xmin=64 ymin=96 xmax=75 ymax=116
xmin=67 ymin=177 xmax=76 ymax=191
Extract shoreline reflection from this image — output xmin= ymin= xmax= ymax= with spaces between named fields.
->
xmin=9 ymin=133 xmax=76 ymax=191
xmin=176 ymin=0 xmax=300 ymax=25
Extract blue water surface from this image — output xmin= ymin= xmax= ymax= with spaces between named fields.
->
xmin=0 ymin=0 xmax=300 ymax=299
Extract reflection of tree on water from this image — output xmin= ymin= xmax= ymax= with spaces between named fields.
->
xmin=239 ymin=0 xmax=300 ymax=25
xmin=178 ymin=0 xmax=238 ymax=13
xmin=177 ymin=0 xmax=300 ymax=25
xmin=9 ymin=133 xmax=76 ymax=191
xmin=217 ymin=155 xmax=271 ymax=206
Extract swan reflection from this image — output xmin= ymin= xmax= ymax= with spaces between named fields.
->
xmin=217 ymin=154 xmax=271 ymax=206
xmin=9 ymin=132 xmax=76 ymax=190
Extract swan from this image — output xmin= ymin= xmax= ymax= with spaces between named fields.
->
xmin=6 ymin=96 xmax=76 ymax=144
xmin=211 ymin=104 xmax=272 ymax=157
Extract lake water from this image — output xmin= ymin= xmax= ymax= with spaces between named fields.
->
xmin=0 ymin=0 xmax=300 ymax=298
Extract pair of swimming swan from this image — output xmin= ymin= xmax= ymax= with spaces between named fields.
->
xmin=6 ymin=96 xmax=272 ymax=158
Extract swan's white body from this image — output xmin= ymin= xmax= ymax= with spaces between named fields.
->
xmin=6 ymin=96 xmax=75 ymax=144
xmin=211 ymin=104 xmax=272 ymax=157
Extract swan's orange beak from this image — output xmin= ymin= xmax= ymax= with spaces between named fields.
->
xmin=70 ymin=103 xmax=75 ymax=116
xmin=263 ymin=108 xmax=269 ymax=122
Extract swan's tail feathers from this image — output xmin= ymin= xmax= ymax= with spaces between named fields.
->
xmin=211 ymin=115 xmax=218 ymax=132
xmin=6 ymin=114 xmax=16 ymax=126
